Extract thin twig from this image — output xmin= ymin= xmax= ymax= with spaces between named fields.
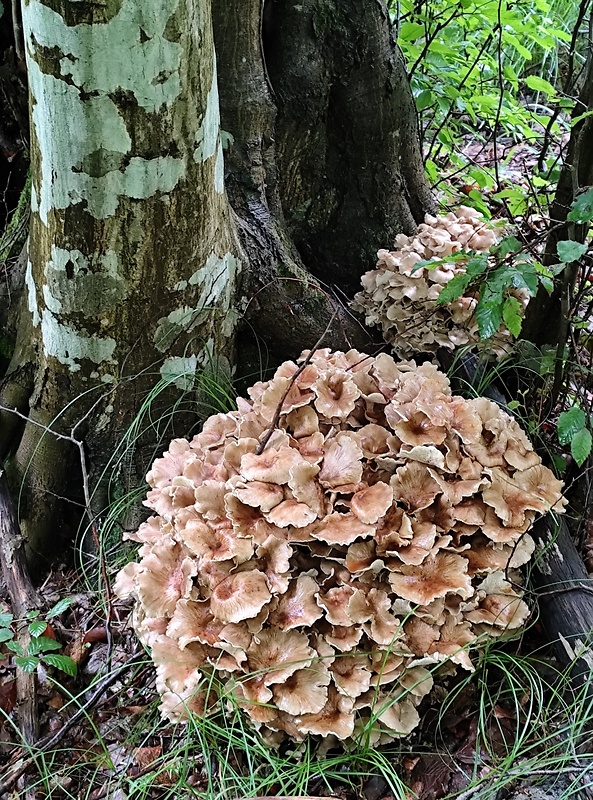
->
xmin=255 ymin=310 xmax=339 ymax=455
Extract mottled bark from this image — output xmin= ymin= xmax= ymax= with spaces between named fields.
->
xmin=1 ymin=0 xmax=241 ymax=561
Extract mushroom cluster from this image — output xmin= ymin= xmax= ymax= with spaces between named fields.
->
xmin=352 ymin=207 xmax=527 ymax=357
xmin=115 ymin=349 xmax=565 ymax=745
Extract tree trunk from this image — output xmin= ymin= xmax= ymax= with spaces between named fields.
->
xmin=523 ymin=54 xmax=593 ymax=347
xmin=0 ymin=0 xmax=433 ymax=561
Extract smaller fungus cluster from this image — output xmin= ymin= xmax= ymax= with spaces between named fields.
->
xmin=352 ymin=207 xmax=527 ymax=357
xmin=116 ymin=349 xmax=565 ymax=746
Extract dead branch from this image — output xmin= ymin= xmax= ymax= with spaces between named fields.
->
xmin=0 ymin=468 xmax=41 ymax=747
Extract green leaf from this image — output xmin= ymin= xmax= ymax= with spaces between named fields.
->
xmin=42 ymin=654 xmax=78 ymax=677
xmin=436 ymin=274 xmax=472 ymax=306
xmin=557 ymin=406 xmax=586 ymax=445
xmin=497 ymin=236 xmax=522 ymax=258
xmin=556 ymin=240 xmax=588 ymax=263
xmin=47 ymin=598 xmax=74 ymax=620
xmin=568 ymin=189 xmax=593 ymax=223
xmin=28 ymin=620 xmax=47 ymax=638
xmin=539 ymin=275 xmax=554 ymax=293
xmin=571 ymin=109 xmax=593 ymax=127
xmin=6 ymin=640 xmax=23 ymax=655
xmin=0 ymin=628 xmax=14 ymax=643
xmin=416 ymin=89 xmax=433 ymax=111
xmin=502 ymin=296 xmax=523 ymax=337
xmin=15 ymin=656 xmax=39 ymax=673
xmin=0 ymin=613 xmax=13 ymax=627
xmin=27 ymin=636 xmax=62 ymax=656
xmin=476 ymin=296 xmax=503 ymax=340
xmin=571 ymin=428 xmax=592 ymax=467
xmin=524 ymin=75 xmax=558 ymax=96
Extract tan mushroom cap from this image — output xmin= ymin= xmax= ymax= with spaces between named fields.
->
xmin=240 ymin=446 xmax=304 ymax=484
xmin=210 ymin=570 xmax=272 ymax=623
xmin=389 ymin=552 xmax=472 ymax=605
xmin=135 ymin=539 xmax=197 ymax=618
xmin=351 ymin=481 xmax=394 ymax=524
xmin=313 ymin=371 xmax=361 ymax=419
xmin=312 ymin=513 xmax=376 ymax=546
xmin=273 ymin=663 xmax=331 ymax=715
xmin=269 ymin=575 xmax=323 ymax=630
xmin=296 ymin=686 xmax=356 ymax=740
xmin=247 ymin=628 xmax=315 ymax=685
xmin=319 ymin=434 xmax=364 ymax=488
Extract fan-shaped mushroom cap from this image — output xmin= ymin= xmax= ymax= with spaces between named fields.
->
xmin=389 ymin=552 xmax=472 ymax=605
xmin=297 ymin=687 xmax=356 ymax=739
xmin=391 ymin=462 xmax=442 ymax=510
xmin=136 ymin=540 xmax=197 ymax=618
xmin=210 ymin=571 xmax=272 ymax=623
xmin=247 ymin=628 xmax=315 ymax=684
xmin=231 ymin=479 xmax=284 ymax=512
xmin=376 ymin=697 xmax=420 ymax=737
xmin=319 ymin=434 xmax=364 ymax=487
xmin=331 ymin=653 xmax=372 ymax=697
xmin=513 ymin=465 xmax=567 ymax=513
xmin=313 ymin=371 xmax=361 ymax=419
xmin=312 ymin=513 xmax=375 ymax=546
xmin=269 ymin=575 xmax=323 ymax=630
xmin=351 ymin=482 xmax=394 ymax=523
xmin=466 ymin=572 xmax=530 ymax=629
xmin=273 ymin=663 xmax=331 ymax=715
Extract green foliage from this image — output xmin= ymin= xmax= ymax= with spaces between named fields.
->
xmin=557 ymin=240 xmax=588 ymax=263
xmin=567 ymin=187 xmax=593 ymax=223
xmin=0 ymin=606 xmax=77 ymax=678
xmin=395 ymin=0 xmax=575 ymax=160
xmin=557 ymin=405 xmax=592 ymax=466
xmin=433 ymin=237 xmax=553 ymax=340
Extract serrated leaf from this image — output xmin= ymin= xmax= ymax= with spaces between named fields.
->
xmin=571 ymin=428 xmax=592 ymax=467
xmin=502 ymin=296 xmax=523 ymax=337
xmin=568 ymin=189 xmax=593 ymax=223
xmin=28 ymin=620 xmax=47 ymax=638
xmin=556 ymin=240 xmax=588 ymax=263
xmin=524 ymin=75 xmax=558 ymax=96
xmin=465 ymin=255 xmax=490 ymax=277
xmin=497 ymin=236 xmax=522 ymax=258
xmin=15 ymin=656 xmax=39 ymax=673
xmin=27 ymin=636 xmax=62 ymax=656
xmin=476 ymin=295 xmax=503 ymax=340
xmin=436 ymin=273 xmax=472 ymax=305
xmin=539 ymin=275 xmax=554 ymax=293
xmin=0 ymin=613 xmax=13 ymax=627
xmin=0 ymin=628 xmax=14 ymax=643
xmin=6 ymin=640 xmax=23 ymax=655
xmin=47 ymin=598 xmax=74 ymax=620
xmin=557 ymin=406 xmax=586 ymax=445
xmin=42 ymin=654 xmax=78 ymax=677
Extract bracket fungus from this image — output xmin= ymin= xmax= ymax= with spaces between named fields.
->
xmin=352 ymin=207 xmax=528 ymax=358
xmin=116 ymin=349 xmax=565 ymax=745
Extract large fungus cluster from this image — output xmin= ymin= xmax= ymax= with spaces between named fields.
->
xmin=352 ymin=207 xmax=528 ymax=357
xmin=116 ymin=349 xmax=565 ymax=745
